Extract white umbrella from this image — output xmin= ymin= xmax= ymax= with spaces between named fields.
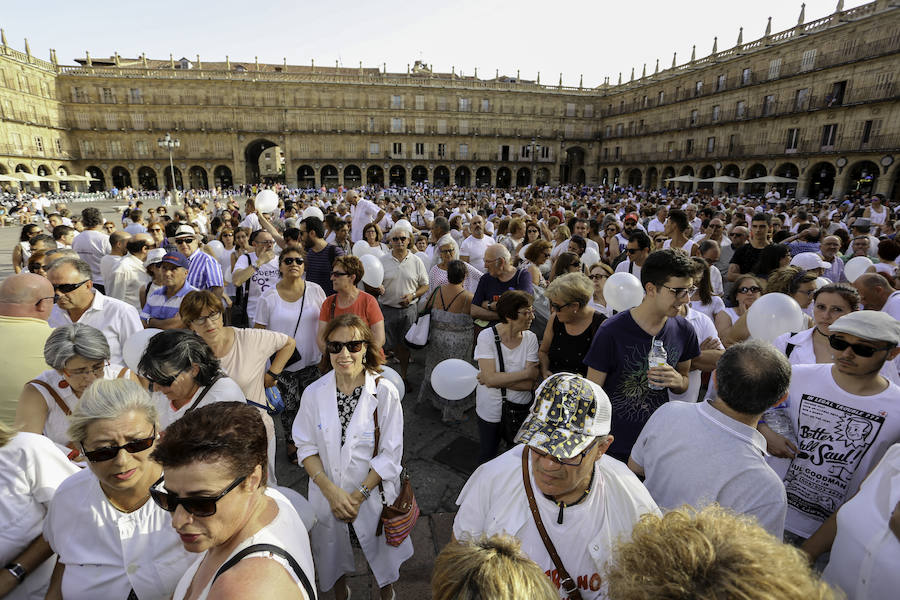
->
xmin=665 ymin=175 xmax=699 ymax=183
xmin=10 ymin=172 xmax=55 ymax=183
xmin=743 ymin=175 xmax=798 ymax=183
xmin=698 ymin=176 xmax=742 ymax=183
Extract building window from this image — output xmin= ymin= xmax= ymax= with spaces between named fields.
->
xmin=564 ymin=124 xmax=575 ymax=138
xmin=614 ymin=146 xmax=621 ymax=159
xmin=105 ymin=113 xmax=117 ymax=129
xmin=742 ymin=68 xmax=752 ymax=85
xmin=604 ymin=125 xmax=612 ymax=137
xmin=459 ymin=120 xmax=469 ymax=135
xmin=801 ymin=49 xmax=817 ymax=72
xmin=391 ymin=95 xmax=404 ymax=109
xmin=861 ymin=120 xmax=873 ymax=144
xmin=762 ymin=95 xmax=775 ymax=116
xmin=415 ymin=142 xmax=425 ymax=156
xmin=706 ymin=137 xmax=715 ymax=153
xmin=458 ymin=144 xmax=468 ymax=159
xmin=641 ymin=96 xmax=648 ymax=108
xmin=18 ymin=75 xmax=30 ymax=94
xmin=134 ymin=140 xmax=148 ymax=155
xmin=821 ymin=124 xmax=838 ymax=148
xmin=129 ymin=88 xmax=142 ymax=103
xmin=392 ymin=142 xmax=403 ymax=156
xmin=437 ymin=143 xmax=446 ymax=157
xmin=437 ymin=96 xmax=448 ymax=111
xmin=369 ymin=142 xmax=380 ymax=155
xmin=458 ymin=97 xmax=471 ymax=112
xmin=657 ymin=90 xmax=664 ymax=104
xmin=390 ymin=118 xmax=404 ymax=133
xmin=437 ymin=119 xmax=447 ymax=134
xmin=110 ymin=140 xmax=123 ymax=155
xmin=685 ymin=139 xmax=694 ymax=154
xmin=566 ymin=103 xmax=576 ymax=117
xmin=767 ymin=58 xmax=782 ymax=80
xmin=540 ymin=146 xmax=550 ymax=159
xmin=80 ymin=140 xmax=94 ymax=154
xmin=794 ymin=88 xmax=809 ymax=111
xmin=367 ymin=117 xmax=376 ymax=132
xmin=71 ymin=87 xmax=85 ymax=102
xmin=415 ymin=95 xmax=425 ymax=110
xmin=712 ymin=105 xmax=720 ymax=121
xmin=101 ymin=87 xmax=115 ymax=103
xmin=615 ymin=123 xmax=623 ymax=136
xmin=131 ymin=113 xmax=145 ymax=129
xmin=690 ymin=109 xmax=699 ymax=125
xmin=414 ymin=118 xmax=425 ymax=134
xmin=716 ymin=74 xmax=726 ymax=91
xmin=826 ymin=81 xmax=847 ymax=107
xmin=736 ymin=100 xmax=746 ymax=118
xmin=481 ymin=98 xmax=490 ymax=112
xmin=786 ymin=128 xmax=800 ymax=151
xmin=34 ymin=137 xmax=44 ymax=153
xmin=729 ymin=134 xmax=737 ymax=154
xmin=694 ymin=80 xmax=703 ymax=96
xmin=583 ymin=104 xmax=594 ymax=118
xmin=603 ymin=148 xmax=609 ymax=160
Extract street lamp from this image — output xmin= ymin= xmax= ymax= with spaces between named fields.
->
xmin=157 ymin=133 xmax=180 ymax=204
xmin=530 ymin=138 xmax=541 ymax=186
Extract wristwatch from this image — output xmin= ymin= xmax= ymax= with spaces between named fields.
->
xmin=4 ymin=562 xmax=26 ymax=583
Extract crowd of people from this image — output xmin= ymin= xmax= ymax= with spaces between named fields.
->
xmin=2 ymin=180 xmax=899 ymax=599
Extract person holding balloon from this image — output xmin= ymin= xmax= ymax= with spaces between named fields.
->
xmin=722 ymin=267 xmax=815 ymax=347
xmin=714 ymin=274 xmax=764 ymax=343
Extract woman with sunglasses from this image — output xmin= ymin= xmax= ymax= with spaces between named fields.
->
xmin=15 ymin=324 xmax=135 ymax=458
xmin=317 ymin=255 xmax=385 ymax=353
xmin=360 ymin=223 xmax=387 ymax=257
xmin=294 ymin=314 xmax=412 ymax=600
xmin=539 ymin=273 xmax=606 ymax=381
xmin=150 ymin=402 xmax=316 ymax=600
xmin=602 ymin=221 xmax=621 ymax=265
xmin=587 ymin=262 xmax=613 ymax=316
xmin=12 ymin=223 xmax=43 ymax=274
xmin=521 ymin=240 xmax=552 ymax=289
xmin=26 ymin=250 xmax=49 ymax=277
xmin=43 ymin=379 xmax=191 ymax=600
xmin=715 ymin=275 xmax=764 ymax=344
xmin=255 ymin=247 xmax=326 ymax=463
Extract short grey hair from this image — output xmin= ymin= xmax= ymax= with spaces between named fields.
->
xmin=44 ymin=323 xmax=110 ymax=370
xmin=434 ymin=233 xmax=460 ymax=267
xmin=68 ymin=379 xmax=158 ymax=444
xmin=44 ymin=248 xmax=79 ymax=267
xmin=716 ymin=340 xmax=790 ymax=415
xmin=486 ymin=243 xmax=510 ymax=263
xmin=46 ymin=256 xmax=92 ymax=280
xmin=546 ymin=272 xmax=593 ymax=305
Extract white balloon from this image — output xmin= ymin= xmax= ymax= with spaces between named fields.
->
xmin=844 ymin=256 xmax=874 ymax=283
xmin=360 ymin=254 xmax=384 ymax=287
xmin=302 ymin=206 xmax=324 ymax=221
xmin=604 ymin=272 xmax=645 ymax=312
xmin=380 ymin=366 xmax=405 ymax=399
xmin=206 ymin=240 xmax=225 ymax=261
xmin=580 ymin=247 xmax=601 ymax=268
xmin=746 ymin=293 xmax=807 ymax=342
xmin=122 ymin=328 xmax=162 ymax=373
xmin=255 ymin=189 xmax=279 ymax=213
xmin=352 ymin=239 xmax=371 ymax=257
xmin=431 ymin=359 xmax=479 ymax=400
xmin=815 ymin=276 xmax=831 ymax=289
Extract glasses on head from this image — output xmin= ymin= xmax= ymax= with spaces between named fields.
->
xmin=175 ymin=237 xmax=195 ymax=245
xmin=549 ymin=301 xmax=573 ymax=312
xmin=736 ymin=286 xmax=762 ymax=294
xmin=282 ymin=257 xmax=304 ymax=266
xmin=589 ymin=273 xmax=607 ymax=281
xmin=530 ymin=440 xmax=597 ymax=467
xmin=81 ymin=427 xmax=157 ymax=462
xmin=65 ymin=361 xmax=109 ymax=377
xmin=150 ymin=474 xmax=246 ymax=517
xmin=53 ymin=280 xmax=90 ymax=294
xmin=661 ymin=285 xmax=697 ymax=299
xmin=330 ymin=271 xmax=350 ymax=278
xmin=828 ymin=335 xmax=894 ymax=358
xmin=192 ymin=311 xmax=221 ymax=326
xmin=326 ymin=340 xmax=367 ymax=354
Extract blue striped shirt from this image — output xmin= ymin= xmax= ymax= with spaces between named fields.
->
xmin=186 ymin=250 xmax=224 ymax=290
xmin=141 ymin=282 xmax=197 ymax=322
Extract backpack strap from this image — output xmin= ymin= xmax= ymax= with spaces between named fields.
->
xmin=28 ymin=379 xmax=71 ymax=416
xmin=117 ymin=367 xmax=129 ymax=379
xmin=491 ymin=326 xmax=508 ymax=404
xmin=212 ymin=543 xmax=316 ymax=600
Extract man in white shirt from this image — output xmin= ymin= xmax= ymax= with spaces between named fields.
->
xmin=854 ymin=273 xmax=900 ymax=320
xmin=615 ymin=231 xmax=651 ymax=281
xmin=47 ymin=257 xmax=143 ymax=366
xmin=347 ymin=189 xmax=385 ymax=243
xmin=459 ymin=216 xmax=494 ymax=272
xmin=99 ymin=230 xmax=131 ymax=288
xmin=454 ymin=373 xmax=658 ymax=600
xmin=106 ymin=234 xmax=154 ymax=310
xmin=71 ymin=207 xmax=111 ymax=293
xmin=550 ymin=218 xmax=600 ymax=259
xmin=630 ymin=340 xmax=789 ymax=537
xmin=647 ymin=206 xmax=668 ymax=233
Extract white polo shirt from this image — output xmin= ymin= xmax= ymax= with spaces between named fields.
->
xmin=459 ymin=235 xmax=494 ymax=272
xmin=379 ymin=251 xmax=429 ymax=308
xmin=48 ymin=291 xmax=143 ymax=366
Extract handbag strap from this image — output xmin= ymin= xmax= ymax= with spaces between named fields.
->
xmin=491 ymin=325 xmax=507 ymax=403
xmin=212 ymin=543 xmax=316 ymax=600
xmin=328 ymin=295 xmax=336 ymax=321
xmin=521 ymin=451 xmax=583 ymax=600
xmin=186 ymin=374 xmax=222 ymax=413
xmin=28 ymin=379 xmax=71 ymax=416
xmin=291 ymin=285 xmax=308 ymax=339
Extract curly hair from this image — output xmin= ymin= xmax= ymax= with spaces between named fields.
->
xmin=605 ymin=505 xmax=837 ymax=600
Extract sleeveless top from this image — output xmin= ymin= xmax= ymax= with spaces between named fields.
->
xmin=548 ymin=311 xmax=607 ymax=375
xmin=722 ymin=306 xmax=741 ymax=324
xmin=172 ymin=489 xmax=315 ymax=600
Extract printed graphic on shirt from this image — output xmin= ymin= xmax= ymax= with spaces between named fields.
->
xmin=545 ymin=568 xmax=603 ymax=598
xmin=784 ymin=393 xmax=883 ymax=523
xmin=250 ymin=265 xmax=280 ymax=295
xmin=612 ymin=341 xmax=682 ymax=422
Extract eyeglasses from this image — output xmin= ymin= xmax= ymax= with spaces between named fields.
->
xmin=221 ymin=233 xmax=234 ymax=237
xmin=391 ymin=237 xmax=408 ymax=242
xmin=255 ymin=239 xmax=275 ymax=246
xmin=736 ymin=286 xmax=763 ymax=294
xmin=439 ymin=248 xmax=455 ymax=254
xmin=282 ymin=257 xmax=304 ymax=266
xmin=150 ymin=474 xmax=246 ymax=517
xmin=625 ymin=247 xmax=642 ymax=254
xmin=149 ymin=228 xmax=163 ymax=233
xmin=530 ymin=440 xmax=597 ymax=467
xmin=517 ymin=308 xmax=535 ymax=317
xmin=175 ymin=237 xmax=195 ymax=244
xmin=81 ymin=427 xmax=157 ymax=462
xmin=589 ymin=274 xmax=608 ymax=281
xmin=728 ymin=233 xmax=746 ymax=237
xmin=53 ymin=280 xmax=90 ymax=294
xmin=65 ymin=361 xmax=109 ymax=377
xmin=330 ymin=271 xmax=350 ymax=278
xmin=29 ymin=263 xmax=46 ymax=273
xmin=326 ymin=340 xmax=367 ymax=354
xmin=549 ymin=301 xmax=573 ymax=311
xmin=34 ymin=295 xmax=56 ymax=307
xmin=661 ymin=285 xmax=697 ymax=299
xmin=828 ymin=335 xmax=894 ymax=358
xmin=192 ymin=311 xmax=221 ymax=326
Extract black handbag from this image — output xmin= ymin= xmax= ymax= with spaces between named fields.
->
xmin=492 ymin=325 xmax=533 ymax=446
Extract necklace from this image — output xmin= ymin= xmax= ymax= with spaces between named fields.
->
xmin=543 ymin=470 xmax=595 ymax=525
xmin=108 ymin=490 xmax=151 ymax=513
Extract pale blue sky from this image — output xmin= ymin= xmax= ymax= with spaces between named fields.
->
xmin=3 ymin=0 xmax=868 ymax=87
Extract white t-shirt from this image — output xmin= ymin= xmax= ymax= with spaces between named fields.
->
xmin=781 ymin=364 xmax=900 ymax=537
xmin=255 ymin=283 xmax=327 ymax=371
xmin=647 ymin=218 xmax=666 ymax=233
xmin=614 ymin=259 xmax=641 ymax=281
xmin=459 ymin=235 xmax=495 ymax=272
xmin=48 ymin=291 xmax=143 ymax=367
xmin=669 ymin=307 xmax=721 ymax=403
xmin=153 ymin=376 xmax=246 ymax=430
xmin=71 ymin=229 xmax=111 ymax=284
xmin=234 ymin=252 xmax=281 ymax=324
xmin=99 ymin=254 xmax=124 ymax=288
xmin=350 ymin=199 xmax=381 ymax=243
xmin=689 ymin=296 xmax=725 ymax=323
xmin=473 ymin=328 xmax=538 ymax=423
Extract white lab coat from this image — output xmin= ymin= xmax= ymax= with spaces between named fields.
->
xmin=292 ymin=370 xmax=413 ymax=590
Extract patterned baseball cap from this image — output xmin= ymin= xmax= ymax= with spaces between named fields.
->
xmin=515 ymin=373 xmax=612 ymax=460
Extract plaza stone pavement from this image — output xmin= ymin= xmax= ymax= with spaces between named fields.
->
xmin=1 ymin=200 xmax=487 ymax=599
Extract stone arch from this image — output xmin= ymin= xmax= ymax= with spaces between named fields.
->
xmin=661 ymin=166 xmax=676 ymax=185
xmin=496 ymin=167 xmax=512 ymax=188
xmin=678 ymin=165 xmax=694 ymax=177
xmin=612 ymin=168 xmax=621 ymax=185
xmin=138 ymin=166 xmax=158 ymax=190
xmin=321 ymin=164 xmax=339 ymax=189
xmin=188 ymin=166 xmax=208 ymax=190
xmin=163 ymin=166 xmax=183 ymax=191
xmin=433 ymin=166 xmax=450 ymax=187
xmin=86 ymin=166 xmax=105 ymax=192
xmin=806 ymin=162 xmax=836 ymax=199
xmin=574 ymin=168 xmax=586 ymax=185
xmin=297 ymin=165 xmax=315 ymax=187
xmin=646 ymin=167 xmax=658 ymax=190
xmin=626 ymin=168 xmax=642 ymax=188
xmin=388 ymin=165 xmax=406 ymax=187
xmin=516 ymin=167 xmax=531 ymax=187
xmin=475 ymin=167 xmax=492 ymax=187
xmin=213 ymin=165 xmax=233 ymax=189
xmin=36 ymin=164 xmax=53 ymax=192
xmin=111 ymin=166 xmax=132 ymax=189
xmin=455 ymin=166 xmax=471 ymax=187
xmin=745 ymin=163 xmax=768 ymax=196
xmin=410 ymin=165 xmax=428 ymax=184
xmin=344 ymin=165 xmax=361 ymax=187
xmin=536 ymin=167 xmax=550 ymax=186
xmin=244 ymin=138 xmax=277 ymax=185
xmin=600 ymin=168 xmax=609 ymax=186
xmin=366 ymin=165 xmax=384 ymax=187
xmin=846 ymin=160 xmax=879 ymax=196
xmin=560 ymin=146 xmax=585 ymax=184
xmin=697 ymin=164 xmax=716 ymax=190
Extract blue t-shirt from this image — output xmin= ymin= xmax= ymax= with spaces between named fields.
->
xmin=583 ymin=310 xmax=700 ymax=460
xmin=472 ymin=268 xmax=534 ymax=307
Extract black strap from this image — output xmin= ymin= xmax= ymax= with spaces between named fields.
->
xmin=784 ymin=332 xmax=799 ymax=358
xmin=491 ymin=325 xmax=507 ymax=403
xmin=628 ymin=260 xmax=634 ymax=274
xmin=186 ymin=374 xmax=222 ymax=413
xmin=291 ymin=285 xmax=308 ymax=339
xmin=438 ymin=287 xmax=465 ymax=311
xmin=212 ymin=543 xmax=316 ymax=599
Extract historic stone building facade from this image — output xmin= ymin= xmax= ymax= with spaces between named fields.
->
xmin=1 ymin=0 xmax=899 ymax=199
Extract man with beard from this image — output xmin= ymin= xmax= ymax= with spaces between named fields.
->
xmin=299 ymin=216 xmax=344 ymax=295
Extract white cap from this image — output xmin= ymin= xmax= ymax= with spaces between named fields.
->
xmin=790 ymin=252 xmax=831 ymax=271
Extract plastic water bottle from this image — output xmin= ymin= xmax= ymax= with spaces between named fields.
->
xmin=647 ymin=339 xmax=667 ymax=391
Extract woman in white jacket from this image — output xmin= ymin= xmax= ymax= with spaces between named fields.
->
xmin=293 ymin=313 xmax=412 ymax=600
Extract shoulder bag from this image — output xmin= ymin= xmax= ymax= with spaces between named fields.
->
xmin=494 ymin=325 xmax=532 ymax=446
xmin=521 ymin=451 xmax=583 ymax=600
xmin=403 ymin=288 xmax=442 ymax=350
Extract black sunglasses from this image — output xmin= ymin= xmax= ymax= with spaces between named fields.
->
xmin=175 ymin=237 xmax=196 ymax=244
xmin=326 ymin=340 xmax=367 ymax=354
xmin=625 ymin=248 xmax=642 ymax=254
xmin=828 ymin=335 xmax=894 ymax=358
xmin=53 ymin=280 xmax=90 ymax=294
xmin=737 ymin=286 xmax=763 ymax=294
xmin=331 ymin=271 xmax=350 ymax=278
xmin=29 ymin=263 xmax=46 ymax=273
xmin=150 ymin=474 xmax=246 ymax=517
xmin=282 ymin=257 xmax=304 ymax=266
xmin=81 ymin=427 xmax=157 ymax=462
xmin=392 ymin=237 xmax=408 ymax=242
